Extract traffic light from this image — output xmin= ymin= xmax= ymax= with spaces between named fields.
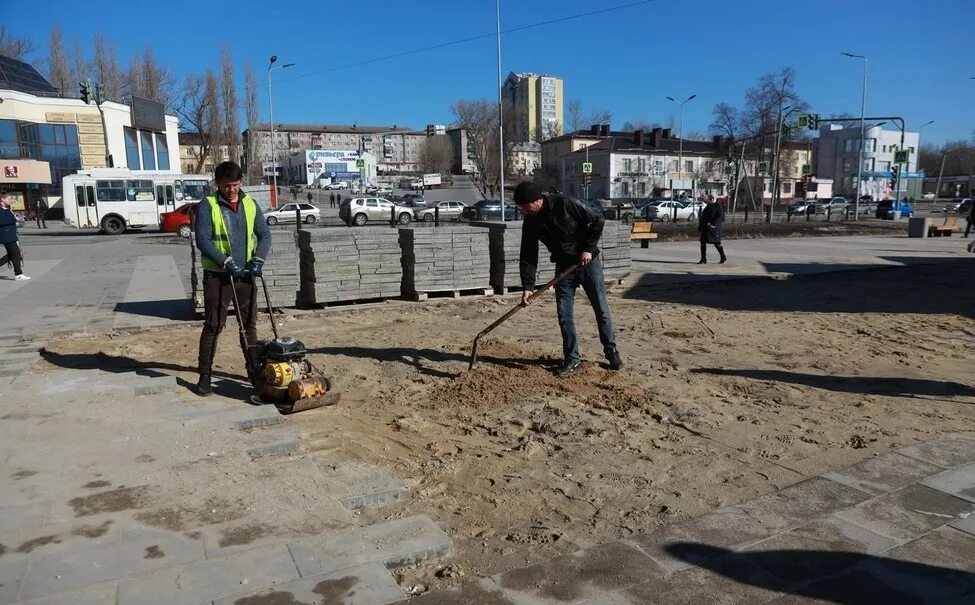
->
xmin=94 ymin=83 xmax=103 ymax=105
xmin=890 ymin=171 xmax=899 ymax=189
xmin=79 ymin=81 xmax=90 ymax=104
xmin=808 ymin=114 xmax=820 ymax=130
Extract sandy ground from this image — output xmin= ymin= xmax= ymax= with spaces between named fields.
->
xmin=40 ymin=260 xmax=975 ymax=591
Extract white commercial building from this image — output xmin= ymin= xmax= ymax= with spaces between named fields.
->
xmin=814 ymin=123 xmax=921 ymax=199
xmin=283 ymin=149 xmax=377 ymax=187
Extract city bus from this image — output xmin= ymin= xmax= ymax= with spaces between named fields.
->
xmin=62 ymin=170 xmax=212 ymax=235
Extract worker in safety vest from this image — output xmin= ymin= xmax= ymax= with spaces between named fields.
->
xmin=193 ymin=161 xmax=272 ymax=396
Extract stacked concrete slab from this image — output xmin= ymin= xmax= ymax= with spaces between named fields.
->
xmin=399 ymin=226 xmax=492 ymax=299
xmin=600 ymin=221 xmax=633 ymax=283
xmin=262 ymin=228 xmax=301 ymax=309
xmin=298 ymin=227 xmax=402 ymax=305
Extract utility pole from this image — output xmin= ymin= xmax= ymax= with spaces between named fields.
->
xmin=496 ymin=0 xmax=505 ymax=220
xmin=666 ymin=94 xmax=696 ymax=196
xmin=267 ymin=56 xmax=295 ymax=209
xmin=841 ymin=53 xmax=867 ymax=220
xmin=770 ymin=103 xmax=794 ymax=223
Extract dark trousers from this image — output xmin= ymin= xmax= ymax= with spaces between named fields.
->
xmin=36 ymin=213 xmax=46 ymax=228
xmin=966 ymin=219 xmax=972 ymax=237
xmin=554 ymin=256 xmax=618 ymax=364
xmin=198 ymin=271 xmax=257 ymax=375
xmin=1 ymin=242 xmax=23 ymax=275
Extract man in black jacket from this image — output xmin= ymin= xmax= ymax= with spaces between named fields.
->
xmin=514 ymin=182 xmax=622 ymax=377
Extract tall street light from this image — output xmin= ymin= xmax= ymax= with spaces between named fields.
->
xmin=917 ymin=120 xmax=934 ymax=200
xmin=666 ymin=94 xmax=696 ymax=197
xmin=496 ymin=0 xmax=506 ymax=219
xmin=841 ymin=52 xmax=866 ymax=220
xmin=267 ymin=55 xmax=295 ymax=209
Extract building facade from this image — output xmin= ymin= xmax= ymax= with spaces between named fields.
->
xmin=502 ymin=72 xmax=564 ymax=142
xmin=283 ymin=149 xmax=377 ymax=187
xmin=508 ymin=142 xmax=541 ymax=177
xmin=446 ymin=128 xmax=477 ymax=175
xmin=244 ymin=124 xmax=426 ymax=179
xmin=1 ymin=56 xmax=179 ymax=213
xmin=178 ymin=133 xmax=233 ymax=174
xmin=814 ymin=123 xmax=922 ymax=199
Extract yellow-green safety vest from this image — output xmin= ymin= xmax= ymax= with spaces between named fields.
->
xmin=201 ymin=194 xmax=257 ymax=271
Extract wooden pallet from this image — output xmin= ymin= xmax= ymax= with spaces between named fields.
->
xmin=406 ymin=287 xmax=493 ymax=302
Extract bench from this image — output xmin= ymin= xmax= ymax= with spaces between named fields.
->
xmin=929 ymin=216 xmax=958 ymax=237
xmin=631 ymin=221 xmax=658 ymax=248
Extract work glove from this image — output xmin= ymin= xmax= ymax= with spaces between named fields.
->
xmin=223 ymin=257 xmax=245 ymax=279
xmin=247 ymin=258 xmax=265 ymax=278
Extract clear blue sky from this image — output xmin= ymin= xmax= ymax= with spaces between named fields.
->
xmin=5 ymin=0 xmax=973 ymax=145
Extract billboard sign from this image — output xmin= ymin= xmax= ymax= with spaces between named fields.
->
xmin=130 ymin=96 xmax=166 ymax=132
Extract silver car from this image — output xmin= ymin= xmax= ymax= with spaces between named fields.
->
xmin=340 ymin=197 xmax=415 ymax=226
xmin=418 ymin=201 xmax=467 ymax=222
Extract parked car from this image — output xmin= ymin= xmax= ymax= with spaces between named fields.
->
xmin=374 ymin=186 xmax=393 ymax=195
xmin=159 ymin=202 xmax=198 ymax=238
xmin=643 ymin=199 xmax=696 ymax=221
xmin=402 ymin=193 xmax=427 ymax=207
xmin=814 ymin=197 xmax=849 ymax=214
xmin=950 ymin=198 xmax=973 ymax=214
xmin=600 ymin=201 xmax=636 ymax=223
xmin=265 ymin=203 xmax=321 ymax=225
xmin=682 ymin=200 xmax=706 ymax=213
xmin=788 ymin=200 xmax=816 ymax=215
xmin=418 ymin=201 xmax=468 ymax=222
xmin=325 ymin=181 xmax=349 ymax=190
xmin=340 ymin=197 xmax=414 ymax=226
xmin=875 ymin=199 xmax=914 ymax=219
xmin=461 ymin=199 xmax=520 ymax=221
xmin=921 ymin=192 xmax=937 ymax=200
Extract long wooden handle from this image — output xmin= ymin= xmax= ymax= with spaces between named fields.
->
xmin=473 ymin=263 xmax=580 ymax=341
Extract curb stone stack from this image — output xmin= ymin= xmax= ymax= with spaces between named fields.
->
xmin=298 ymin=227 xmax=402 ymax=305
xmin=261 ymin=229 xmax=301 ymax=309
xmin=600 ymin=221 xmax=633 ymax=282
xmin=399 ymin=226 xmax=491 ymax=299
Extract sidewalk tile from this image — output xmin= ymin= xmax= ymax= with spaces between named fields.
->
xmin=858 ymin=526 xmax=975 ymax=602
xmin=834 ymin=484 xmax=975 ymax=543
xmin=19 ymin=526 xmax=205 ymax=601
xmin=897 ymin=433 xmax=975 ymax=468
xmin=288 ymin=515 xmax=451 ymax=577
xmin=627 ymin=526 xmax=716 ymax=573
xmin=117 ymin=544 xmax=298 ymax=605
xmin=737 ymin=477 xmax=871 ymax=526
xmin=743 ymin=516 xmax=896 ymax=585
xmin=949 ymin=513 xmax=975 ymax=537
xmin=619 ymin=553 xmax=784 ymax=605
xmin=824 ymin=452 xmax=942 ymax=496
xmin=919 ymin=462 xmax=975 ymax=504
xmin=19 ymin=582 xmax=117 ymax=605
xmin=213 ymin=561 xmax=402 ymax=605
xmin=763 ymin=569 xmax=917 ymax=604
xmin=491 ymin=541 xmax=662 ymax=604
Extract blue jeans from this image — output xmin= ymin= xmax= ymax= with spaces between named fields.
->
xmin=554 ymin=256 xmax=618 ymax=364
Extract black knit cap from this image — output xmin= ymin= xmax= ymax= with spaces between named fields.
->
xmin=513 ymin=182 xmax=544 ymax=205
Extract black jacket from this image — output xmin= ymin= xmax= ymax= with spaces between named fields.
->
xmin=0 ymin=207 xmax=19 ymax=244
xmin=520 ymin=194 xmax=604 ymax=288
xmin=698 ymin=202 xmax=724 ymax=244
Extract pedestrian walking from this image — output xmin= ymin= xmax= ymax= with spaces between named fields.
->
xmin=291 ymin=187 xmax=298 ymax=202
xmin=697 ymin=199 xmax=727 ymax=264
xmin=0 ymin=192 xmax=30 ymax=280
xmin=34 ymin=197 xmax=47 ymax=229
xmin=965 ymin=201 xmax=974 ymax=238
xmin=193 ymin=162 xmax=272 ymax=396
xmin=307 ymin=191 xmax=313 ymax=205
xmin=513 ymin=182 xmax=622 ymax=378
xmin=330 ymin=193 xmax=336 ymax=208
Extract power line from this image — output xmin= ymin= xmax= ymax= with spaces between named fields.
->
xmin=276 ymin=0 xmax=657 ymax=85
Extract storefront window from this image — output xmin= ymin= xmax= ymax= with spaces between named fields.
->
xmin=140 ymin=132 xmax=156 ymax=170
xmin=0 ymin=120 xmax=18 ymax=159
xmin=124 ymin=127 xmax=140 ymax=169
xmin=155 ymin=133 xmax=170 ymax=170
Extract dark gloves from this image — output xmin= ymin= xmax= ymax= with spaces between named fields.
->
xmin=247 ymin=258 xmax=265 ymax=278
xmin=223 ymin=257 xmax=245 ymax=279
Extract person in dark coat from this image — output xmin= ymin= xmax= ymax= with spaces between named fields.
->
xmin=330 ymin=192 xmax=336 ymax=208
xmin=306 ymin=191 xmax=313 ymax=205
xmin=34 ymin=198 xmax=47 ymax=229
xmin=697 ymin=200 xmax=727 ymax=264
xmin=1 ymin=192 xmax=30 ymax=280
xmin=965 ymin=201 xmax=974 ymax=238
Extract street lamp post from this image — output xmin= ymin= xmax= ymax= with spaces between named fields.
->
xmin=915 ymin=120 xmax=934 ymax=201
xmin=666 ymin=94 xmax=696 ymax=197
xmin=841 ymin=52 xmax=866 ymax=220
xmin=267 ymin=56 xmax=295 ymax=209
xmin=496 ymin=0 xmax=506 ymax=220
xmin=770 ymin=105 xmax=798 ymax=222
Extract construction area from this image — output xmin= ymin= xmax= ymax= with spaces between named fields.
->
xmin=1 ymin=232 xmax=974 ymax=604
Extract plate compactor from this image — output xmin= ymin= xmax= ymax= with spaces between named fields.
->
xmin=229 ymin=272 xmax=339 ymax=414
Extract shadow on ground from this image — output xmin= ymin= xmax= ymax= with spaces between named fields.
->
xmin=113 ymin=299 xmax=196 ymax=321
xmin=624 ymin=258 xmax=975 ymax=318
xmin=40 ymin=350 xmax=253 ymax=400
xmin=665 ymin=542 xmax=975 ymax=605
xmin=309 ymin=345 xmax=554 ymax=379
xmin=691 ymin=368 xmax=975 ymax=400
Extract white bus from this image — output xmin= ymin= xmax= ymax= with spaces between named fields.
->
xmin=62 ymin=170 xmax=213 ymax=235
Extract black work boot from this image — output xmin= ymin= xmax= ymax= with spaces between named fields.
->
xmin=607 ymin=350 xmax=624 ymax=371
xmin=554 ymin=359 xmax=582 ymax=378
xmin=195 ymin=374 xmax=212 ymax=397
xmin=717 ymin=245 xmax=727 ymax=264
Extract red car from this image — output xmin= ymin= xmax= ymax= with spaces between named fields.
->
xmin=160 ymin=203 xmax=197 ymax=238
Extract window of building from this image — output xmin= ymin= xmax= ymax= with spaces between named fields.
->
xmin=638 ymin=182 xmax=646 ymax=196
xmin=124 ymin=127 xmax=140 ymax=169
xmin=0 ymin=119 xmax=18 ymax=159
xmin=621 ymin=181 xmax=629 ymax=196
xmin=155 ymin=133 xmax=170 ymax=170
xmin=879 ymin=161 xmax=891 ymax=171
xmin=140 ymin=132 xmax=156 ymax=170
xmin=865 ymin=139 xmax=876 ymax=152
xmin=96 ymin=180 xmax=126 ymax=201
xmin=18 ymin=123 xmax=81 ymax=193
xmin=670 ymin=159 xmax=678 ymax=171
xmin=783 ymin=182 xmax=792 ymax=194
xmin=653 ymin=160 xmax=663 ymax=173
xmin=863 ymin=158 xmax=874 ymax=171
xmin=684 ymin=160 xmax=693 ymax=173
xmin=843 ymin=160 xmax=852 ymax=173
xmin=623 ymin=158 xmax=631 ymax=171
xmin=637 ymin=159 xmax=645 ymax=172
xmin=126 ymin=179 xmax=155 ymax=201
xmin=909 ymin=147 xmax=915 ymax=154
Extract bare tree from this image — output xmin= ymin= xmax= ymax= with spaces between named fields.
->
xmin=142 ymin=47 xmax=160 ymax=102
xmin=622 ymin=118 xmax=653 ymax=131
xmin=451 ymin=98 xmax=500 ymax=194
xmin=419 ymin=135 xmax=454 ymax=175
xmin=567 ymin=100 xmax=612 ymax=132
xmin=220 ymin=47 xmax=240 ymax=163
xmin=178 ymin=71 xmax=222 ymax=174
xmin=92 ymin=33 xmax=122 ymax=102
xmin=0 ymin=26 xmax=34 ymax=60
xmin=123 ymin=53 xmax=143 ymax=103
xmin=918 ymin=140 xmax=975 ymax=177
xmin=70 ymin=38 xmax=90 ymax=90
xmin=709 ymin=102 xmax=741 ymax=138
xmin=566 ymin=99 xmax=583 ymax=131
xmin=243 ymin=62 xmax=261 ymax=183
xmin=588 ymin=109 xmax=612 ymax=126
xmin=47 ymin=26 xmax=70 ymax=96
